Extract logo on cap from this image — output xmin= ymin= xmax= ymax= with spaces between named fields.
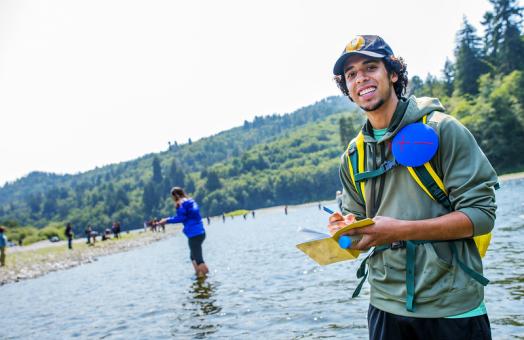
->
xmin=345 ymin=36 xmax=365 ymax=53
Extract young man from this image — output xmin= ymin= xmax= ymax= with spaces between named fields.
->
xmin=328 ymin=35 xmax=497 ymax=339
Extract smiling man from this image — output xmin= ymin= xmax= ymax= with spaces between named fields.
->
xmin=328 ymin=35 xmax=498 ymax=339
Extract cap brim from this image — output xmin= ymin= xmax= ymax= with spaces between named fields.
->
xmin=333 ymin=51 xmax=385 ymax=75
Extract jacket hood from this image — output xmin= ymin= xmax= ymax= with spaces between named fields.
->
xmin=363 ymin=95 xmax=446 ymax=142
xmin=389 ymin=96 xmax=445 ymax=136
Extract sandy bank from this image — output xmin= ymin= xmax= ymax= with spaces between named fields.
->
xmin=499 ymin=171 xmax=524 ymax=182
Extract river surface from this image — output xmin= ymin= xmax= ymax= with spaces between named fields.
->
xmin=1 ymin=179 xmax=523 ymax=339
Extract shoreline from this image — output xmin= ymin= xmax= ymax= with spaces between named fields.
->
xmin=2 ymin=173 xmax=522 ymax=286
xmin=0 ymin=227 xmax=179 ymax=286
xmin=498 ymin=171 xmax=524 ymax=182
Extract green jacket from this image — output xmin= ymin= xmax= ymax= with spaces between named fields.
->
xmin=339 ymin=96 xmax=498 ymax=317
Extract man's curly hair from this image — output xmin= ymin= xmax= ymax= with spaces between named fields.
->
xmin=334 ymin=56 xmax=408 ymax=101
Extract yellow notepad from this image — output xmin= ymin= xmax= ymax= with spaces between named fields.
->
xmin=296 ymin=218 xmax=374 ymax=265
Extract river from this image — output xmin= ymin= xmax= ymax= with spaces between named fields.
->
xmin=0 ymin=179 xmax=523 ymax=339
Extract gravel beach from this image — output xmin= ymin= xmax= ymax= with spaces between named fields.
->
xmin=0 ymin=226 xmax=179 ymax=285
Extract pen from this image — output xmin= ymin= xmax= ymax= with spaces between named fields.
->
xmin=322 ymin=206 xmax=357 ymax=249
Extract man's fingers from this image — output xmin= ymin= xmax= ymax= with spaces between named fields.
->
xmin=328 ymin=212 xmax=344 ymax=223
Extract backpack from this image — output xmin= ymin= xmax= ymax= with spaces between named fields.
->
xmin=346 ymin=114 xmax=497 ymax=312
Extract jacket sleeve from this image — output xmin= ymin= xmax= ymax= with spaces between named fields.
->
xmin=437 ymin=116 xmax=498 ymax=236
xmin=166 ymin=205 xmax=188 ymax=224
xmin=339 ymin=152 xmax=367 ymax=218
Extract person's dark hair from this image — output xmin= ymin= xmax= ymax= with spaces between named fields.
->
xmin=0 ymin=226 xmax=5 ymax=233
xmin=334 ymin=56 xmax=408 ymax=101
xmin=171 ymin=186 xmax=188 ymax=200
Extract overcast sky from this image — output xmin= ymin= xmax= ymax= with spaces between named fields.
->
xmin=0 ymin=0 xmax=498 ymax=186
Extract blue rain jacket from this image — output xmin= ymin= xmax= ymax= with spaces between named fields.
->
xmin=166 ymin=199 xmax=205 ymax=238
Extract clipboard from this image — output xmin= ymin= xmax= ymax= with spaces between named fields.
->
xmin=296 ymin=218 xmax=374 ymax=265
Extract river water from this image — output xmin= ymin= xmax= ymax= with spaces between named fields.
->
xmin=1 ymin=179 xmax=523 ymax=339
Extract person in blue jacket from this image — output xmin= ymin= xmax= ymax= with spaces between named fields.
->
xmin=158 ymin=187 xmax=209 ymax=277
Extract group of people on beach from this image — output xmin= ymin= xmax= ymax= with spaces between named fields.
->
xmin=63 ymin=221 xmax=123 ymax=250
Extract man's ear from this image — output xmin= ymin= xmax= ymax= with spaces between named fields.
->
xmin=391 ymin=72 xmax=398 ymax=83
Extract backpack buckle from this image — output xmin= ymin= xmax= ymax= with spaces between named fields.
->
xmin=381 ymin=160 xmax=397 ymax=172
xmin=390 ymin=240 xmax=406 ymax=249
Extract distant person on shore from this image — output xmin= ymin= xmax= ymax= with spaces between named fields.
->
xmin=157 ymin=187 xmax=209 ymax=278
xmin=328 ymin=35 xmax=497 ymax=338
xmin=112 ymin=222 xmax=121 ymax=238
xmin=284 ymin=205 xmax=288 ymax=215
xmin=206 ymin=216 xmax=211 ymax=225
xmin=251 ymin=210 xmax=255 ymax=218
xmin=0 ymin=226 xmax=7 ymax=266
xmin=335 ymin=190 xmax=343 ymax=212
xmin=65 ymin=223 xmax=73 ymax=250
xmin=85 ymin=225 xmax=92 ymax=244
xmin=222 ymin=213 xmax=225 ymax=223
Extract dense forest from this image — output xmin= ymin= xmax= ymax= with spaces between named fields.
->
xmin=1 ymin=0 xmax=523 ymax=241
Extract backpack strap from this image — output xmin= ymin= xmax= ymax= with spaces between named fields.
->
xmin=347 ymin=131 xmax=366 ymax=205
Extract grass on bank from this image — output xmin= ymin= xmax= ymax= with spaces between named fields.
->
xmin=224 ymin=209 xmax=251 ymax=217
xmin=5 ymin=231 xmax=142 ymax=268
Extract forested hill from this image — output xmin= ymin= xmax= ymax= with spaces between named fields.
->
xmin=0 ymin=95 xmax=358 ymax=233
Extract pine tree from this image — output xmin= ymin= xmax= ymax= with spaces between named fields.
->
xmin=152 ymin=157 xmax=163 ymax=183
xmin=483 ymin=0 xmax=524 ymax=74
xmin=204 ymin=170 xmax=221 ymax=192
xmin=442 ymin=58 xmax=454 ymax=96
xmin=454 ymin=16 xmax=488 ymax=95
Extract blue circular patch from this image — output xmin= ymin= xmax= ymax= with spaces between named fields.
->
xmin=392 ymin=123 xmax=439 ymax=167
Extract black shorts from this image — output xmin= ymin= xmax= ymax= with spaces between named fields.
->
xmin=368 ymin=304 xmax=492 ymax=340
xmin=188 ymin=233 xmax=206 ymax=265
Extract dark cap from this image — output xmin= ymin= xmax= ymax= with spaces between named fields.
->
xmin=333 ymin=35 xmax=394 ymax=76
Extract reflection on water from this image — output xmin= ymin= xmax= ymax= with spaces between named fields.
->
xmin=172 ymin=277 xmax=221 ymax=338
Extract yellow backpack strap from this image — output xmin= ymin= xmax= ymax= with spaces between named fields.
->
xmin=347 ymin=131 xmax=366 ymax=205
xmin=405 ymin=114 xmax=491 ymax=257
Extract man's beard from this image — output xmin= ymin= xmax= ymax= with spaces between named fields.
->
xmin=360 ymin=99 xmax=385 ymax=112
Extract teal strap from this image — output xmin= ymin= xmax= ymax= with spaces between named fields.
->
xmin=449 ymin=242 xmax=490 ymax=286
xmin=354 ymin=160 xmax=397 ymax=182
xmin=352 ymin=245 xmax=390 ymax=298
xmin=352 ymin=252 xmax=371 ymax=298
xmin=405 ymin=241 xmax=416 ymax=312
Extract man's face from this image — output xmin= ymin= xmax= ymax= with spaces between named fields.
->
xmin=343 ymin=55 xmax=398 ymax=112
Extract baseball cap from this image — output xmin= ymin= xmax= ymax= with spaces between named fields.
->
xmin=333 ymin=35 xmax=394 ymax=76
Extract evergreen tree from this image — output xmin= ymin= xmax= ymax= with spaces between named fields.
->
xmin=142 ymin=181 xmax=158 ymax=215
xmin=167 ymin=159 xmax=186 ymax=187
xmin=204 ymin=170 xmax=222 ymax=192
xmin=152 ymin=157 xmax=163 ymax=183
xmin=454 ymin=16 xmax=488 ymax=95
xmin=339 ymin=117 xmax=356 ymax=148
xmin=408 ymin=75 xmax=424 ymax=96
xmin=483 ymin=0 xmax=524 ymax=74
xmin=442 ymin=58 xmax=454 ymax=96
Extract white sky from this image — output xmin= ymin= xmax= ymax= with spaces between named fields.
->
xmin=0 ymin=0 xmax=497 ymax=186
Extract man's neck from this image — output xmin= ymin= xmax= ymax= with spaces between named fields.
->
xmin=366 ymin=94 xmax=399 ymax=129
